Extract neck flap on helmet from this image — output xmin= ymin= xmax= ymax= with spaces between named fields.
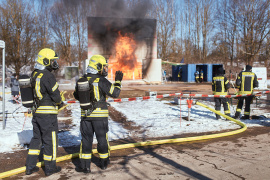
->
xmin=34 ymin=62 xmax=46 ymax=70
xmin=87 ymin=66 xmax=98 ymax=74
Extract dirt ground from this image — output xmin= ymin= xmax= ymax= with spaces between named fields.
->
xmin=1 ymin=82 xmax=270 ymax=180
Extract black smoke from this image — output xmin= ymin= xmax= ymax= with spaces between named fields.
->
xmin=93 ymin=0 xmax=152 ymax=19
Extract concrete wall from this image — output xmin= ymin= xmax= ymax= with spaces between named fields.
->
xmin=143 ymin=59 xmax=161 ymax=83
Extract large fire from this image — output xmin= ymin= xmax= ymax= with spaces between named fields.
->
xmin=108 ymin=31 xmax=142 ymax=80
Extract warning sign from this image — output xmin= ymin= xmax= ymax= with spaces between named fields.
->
xmin=252 ymin=67 xmax=267 ymax=89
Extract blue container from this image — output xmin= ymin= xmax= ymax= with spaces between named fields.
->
xmin=172 ymin=64 xmax=189 ymax=81
xmin=171 ymin=63 xmax=223 ymax=82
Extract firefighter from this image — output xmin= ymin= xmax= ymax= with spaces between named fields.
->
xmin=25 ymin=48 xmax=63 ymax=176
xmin=234 ymin=65 xmax=259 ymax=119
xmin=212 ymin=67 xmax=230 ymax=120
xmin=178 ymin=68 xmax=182 ymax=81
xmin=200 ymin=69 xmax=204 ymax=83
xmin=194 ymin=69 xmax=200 ymax=83
xmin=73 ymin=55 xmax=123 ymax=173
xmin=10 ymin=73 xmax=20 ymax=103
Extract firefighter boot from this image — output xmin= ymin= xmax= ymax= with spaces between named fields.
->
xmin=241 ymin=115 xmax=250 ymax=120
xmin=234 ymin=112 xmax=241 ymax=119
xmin=76 ymin=167 xmax=91 ymax=174
xmin=45 ymin=166 xmax=61 ymax=176
xmin=25 ymin=166 xmax=39 ymax=175
xmin=100 ymin=158 xmax=110 ymax=170
xmin=44 ymin=161 xmax=61 ymax=176
xmin=225 ymin=113 xmax=231 ymax=120
xmin=77 ymin=159 xmax=91 ymax=173
xmin=76 ymin=163 xmax=91 ymax=174
xmin=216 ymin=114 xmax=221 ymax=120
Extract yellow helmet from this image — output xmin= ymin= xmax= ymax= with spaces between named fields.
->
xmin=36 ymin=48 xmax=59 ymax=70
xmin=88 ymin=55 xmax=108 ymax=75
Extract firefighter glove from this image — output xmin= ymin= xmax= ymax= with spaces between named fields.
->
xmin=58 ymin=102 xmax=64 ymax=110
xmin=115 ymin=71 xmax=123 ymax=82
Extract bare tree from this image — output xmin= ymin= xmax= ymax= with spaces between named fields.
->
xmin=236 ymin=0 xmax=270 ymax=65
xmin=70 ymin=0 xmax=91 ymax=69
xmin=195 ymin=1 xmax=202 ymax=62
xmin=0 ymin=0 xmax=38 ymax=75
xmin=35 ymin=0 xmax=55 ymax=50
xmin=183 ymin=0 xmax=195 ymax=63
xmin=50 ymin=0 xmax=74 ymax=66
xmin=212 ymin=0 xmax=231 ymax=69
xmin=152 ymin=0 xmax=178 ymax=62
xmin=200 ymin=0 xmax=215 ymax=63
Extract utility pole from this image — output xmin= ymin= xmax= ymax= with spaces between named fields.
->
xmin=0 ymin=40 xmax=5 ymax=129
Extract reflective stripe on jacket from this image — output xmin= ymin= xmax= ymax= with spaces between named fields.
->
xmin=32 ymin=69 xmax=62 ymax=114
xmin=212 ymin=75 xmax=230 ymax=95
xmin=194 ymin=71 xmax=199 ymax=78
xmin=74 ymin=73 xmax=121 ymax=120
xmin=236 ymin=71 xmax=258 ymax=95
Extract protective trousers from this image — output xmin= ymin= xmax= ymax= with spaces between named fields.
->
xmin=26 ymin=114 xmax=58 ymax=170
xmin=79 ymin=118 xmax=110 ymax=169
xmin=214 ymin=97 xmax=230 ymax=119
xmin=235 ymin=96 xmax=254 ymax=117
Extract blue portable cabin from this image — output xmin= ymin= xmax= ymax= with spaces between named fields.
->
xmin=172 ymin=63 xmax=223 ymax=82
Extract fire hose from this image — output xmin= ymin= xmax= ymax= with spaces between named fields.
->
xmin=1 ymin=90 xmax=268 ymax=178
xmin=0 ymin=101 xmax=247 ymax=179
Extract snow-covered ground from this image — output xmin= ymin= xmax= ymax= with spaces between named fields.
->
xmin=0 ymin=87 xmax=270 ymax=154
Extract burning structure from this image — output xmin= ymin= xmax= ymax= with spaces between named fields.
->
xmin=87 ymin=17 xmax=161 ymax=83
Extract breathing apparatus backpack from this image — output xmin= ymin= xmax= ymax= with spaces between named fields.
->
xmin=76 ymin=76 xmax=97 ymax=116
xmin=18 ymin=75 xmax=34 ymax=108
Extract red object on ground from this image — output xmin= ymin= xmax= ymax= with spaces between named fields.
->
xmin=186 ymin=99 xmax=193 ymax=108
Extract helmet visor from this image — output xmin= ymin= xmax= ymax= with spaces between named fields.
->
xmin=102 ymin=65 xmax=108 ymax=76
xmin=51 ymin=59 xmax=59 ymax=70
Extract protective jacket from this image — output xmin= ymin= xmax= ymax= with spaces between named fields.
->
xmin=212 ymin=74 xmax=230 ymax=95
xmin=73 ymin=73 xmax=121 ymax=120
xmin=178 ymin=69 xmax=182 ymax=77
xmin=31 ymin=69 xmax=62 ymax=114
xmin=200 ymin=71 xmax=204 ymax=79
xmin=73 ymin=73 xmax=121 ymax=169
xmin=194 ymin=71 xmax=199 ymax=78
xmin=26 ymin=68 xmax=62 ymax=172
xmin=236 ymin=71 xmax=258 ymax=95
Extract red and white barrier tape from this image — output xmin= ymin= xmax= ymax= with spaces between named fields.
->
xmin=64 ymin=90 xmax=270 ymax=104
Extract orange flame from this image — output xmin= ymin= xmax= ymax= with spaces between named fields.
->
xmin=108 ymin=32 xmax=142 ymax=80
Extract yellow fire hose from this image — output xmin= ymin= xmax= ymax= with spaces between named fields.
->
xmin=0 ymin=92 xmax=11 ymax=95
xmin=0 ymin=101 xmax=247 ymax=179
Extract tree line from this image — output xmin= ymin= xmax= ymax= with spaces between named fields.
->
xmin=0 ymin=0 xmax=269 ymax=76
